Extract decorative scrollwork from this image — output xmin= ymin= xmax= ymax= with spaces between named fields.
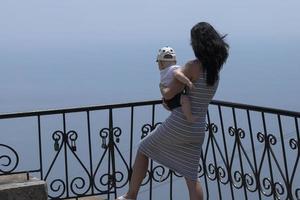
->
xmin=206 ymin=163 xmax=217 ymax=181
xmin=0 ymin=144 xmax=19 ymax=173
xmin=99 ymin=128 xmax=109 ymax=149
xmin=93 ymin=170 xmax=110 ymax=193
xmin=289 ymin=138 xmax=298 ymax=150
xmin=99 ymin=173 xmax=111 ymax=186
xmin=267 ymin=134 xmax=277 ymax=146
xmin=52 ymin=130 xmax=64 ymax=151
xmin=206 ymin=163 xmax=229 ymax=184
xmin=228 ymin=127 xmax=236 ymax=137
xmin=228 ymin=127 xmax=245 ymax=139
xmin=238 ymin=128 xmax=245 ymax=139
xmin=113 ymin=127 xmax=122 ymax=143
xmin=141 ymin=122 xmax=161 ymax=139
xmin=261 ymin=177 xmax=273 ymax=197
xmin=48 ymin=129 xmax=93 ymax=198
xmin=113 ymin=146 xmax=130 ymax=189
xmin=274 ymin=182 xmax=285 ymax=198
xmin=114 ymin=171 xmax=125 ymax=187
xmin=257 ymin=132 xmax=265 ymax=143
xmin=229 ymin=167 xmax=257 ymax=191
xmin=94 ymin=125 xmax=129 ymax=192
xmin=70 ymin=176 xmax=90 ymax=196
xmin=99 ymin=127 xmax=122 ymax=147
xmin=67 ymin=130 xmax=78 ymax=152
xmin=232 ymin=170 xmax=243 ymax=189
xmin=244 ymin=173 xmax=257 ymax=192
xmin=206 ymin=123 xmax=218 ymax=134
xmin=97 ymin=173 xmax=117 ymax=191
xmin=205 ymin=122 xmax=209 ymax=131
xmin=217 ymin=166 xmax=226 ymax=182
xmin=48 ymin=179 xmax=66 ymax=199
xmin=152 ymin=165 xmax=170 ymax=182
xmin=141 ymin=124 xmax=152 ymax=139
xmin=260 ymin=178 xmax=286 ymax=199
xmin=172 ymin=170 xmax=183 ymax=178
xmin=256 ymin=132 xmax=277 ymax=146
xmin=198 ymin=162 xmax=205 ymax=177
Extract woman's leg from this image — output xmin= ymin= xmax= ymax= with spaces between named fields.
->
xmin=122 ymin=151 xmax=149 ymax=199
xmin=185 ymin=178 xmax=204 ymax=200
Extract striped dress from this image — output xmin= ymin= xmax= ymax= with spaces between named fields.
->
xmin=138 ymin=72 xmax=219 ymax=181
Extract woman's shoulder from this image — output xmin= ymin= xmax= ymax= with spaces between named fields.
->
xmin=186 ymin=59 xmax=200 ymax=65
xmin=185 ymin=59 xmax=202 ymax=69
xmin=184 ymin=59 xmax=204 ymax=80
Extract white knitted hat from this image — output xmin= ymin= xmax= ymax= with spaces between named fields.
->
xmin=156 ymin=46 xmax=176 ymax=62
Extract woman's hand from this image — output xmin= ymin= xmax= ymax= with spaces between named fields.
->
xmin=186 ymin=81 xmax=195 ymax=91
xmin=162 ymin=98 xmax=171 ymax=111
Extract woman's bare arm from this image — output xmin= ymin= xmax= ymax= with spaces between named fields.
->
xmin=173 ymin=69 xmax=194 ymax=89
xmin=161 ymin=78 xmax=185 ymax=100
xmin=161 ymin=62 xmax=200 ymax=100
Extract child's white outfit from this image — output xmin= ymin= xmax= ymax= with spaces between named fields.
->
xmin=160 ymin=64 xmax=181 ymax=86
xmin=160 ymin=65 xmax=186 ymax=109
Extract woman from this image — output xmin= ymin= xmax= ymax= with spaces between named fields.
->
xmin=117 ymin=22 xmax=229 ymax=200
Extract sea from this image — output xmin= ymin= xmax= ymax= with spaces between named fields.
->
xmin=0 ymin=37 xmax=299 ymax=199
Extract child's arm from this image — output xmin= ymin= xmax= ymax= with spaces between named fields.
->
xmin=173 ymin=68 xmax=194 ymax=90
xmin=159 ymin=83 xmax=165 ymax=96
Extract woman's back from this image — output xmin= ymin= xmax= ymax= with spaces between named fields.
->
xmin=188 ymin=61 xmax=219 ymax=117
xmin=171 ymin=59 xmax=219 ymax=124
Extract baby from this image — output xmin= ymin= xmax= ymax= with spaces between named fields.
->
xmin=157 ymin=46 xmax=197 ymax=122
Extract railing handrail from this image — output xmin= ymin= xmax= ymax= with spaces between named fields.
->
xmin=1 ymin=98 xmax=300 ymax=199
xmin=0 ymin=99 xmax=299 ymax=119
xmin=0 ymin=100 xmax=162 ymax=119
xmin=211 ymin=100 xmax=300 ymax=117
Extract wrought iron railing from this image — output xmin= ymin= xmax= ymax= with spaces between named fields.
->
xmin=0 ymin=100 xmax=299 ymax=200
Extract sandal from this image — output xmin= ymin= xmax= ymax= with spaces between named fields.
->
xmin=116 ymin=195 xmax=136 ymax=200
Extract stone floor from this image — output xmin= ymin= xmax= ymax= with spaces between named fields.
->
xmin=73 ymin=196 xmax=105 ymax=200
xmin=0 ymin=174 xmax=105 ymax=200
xmin=0 ymin=173 xmax=47 ymax=200
xmin=0 ymin=173 xmax=29 ymax=184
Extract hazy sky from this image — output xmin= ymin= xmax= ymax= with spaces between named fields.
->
xmin=1 ymin=0 xmax=300 ymax=45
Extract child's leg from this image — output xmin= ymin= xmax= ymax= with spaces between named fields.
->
xmin=180 ymin=95 xmax=197 ymax=122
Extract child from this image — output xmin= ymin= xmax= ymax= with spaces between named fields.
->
xmin=157 ymin=46 xmax=197 ymax=122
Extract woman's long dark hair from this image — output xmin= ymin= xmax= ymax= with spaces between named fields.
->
xmin=191 ymin=22 xmax=229 ymax=85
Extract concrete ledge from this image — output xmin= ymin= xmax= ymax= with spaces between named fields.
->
xmin=0 ymin=173 xmax=29 ymax=185
xmin=0 ymin=173 xmax=47 ymax=200
xmin=0 ymin=174 xmax=106 ymax=200
xmin=75 ymin=196 xmax=105 ymax=200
